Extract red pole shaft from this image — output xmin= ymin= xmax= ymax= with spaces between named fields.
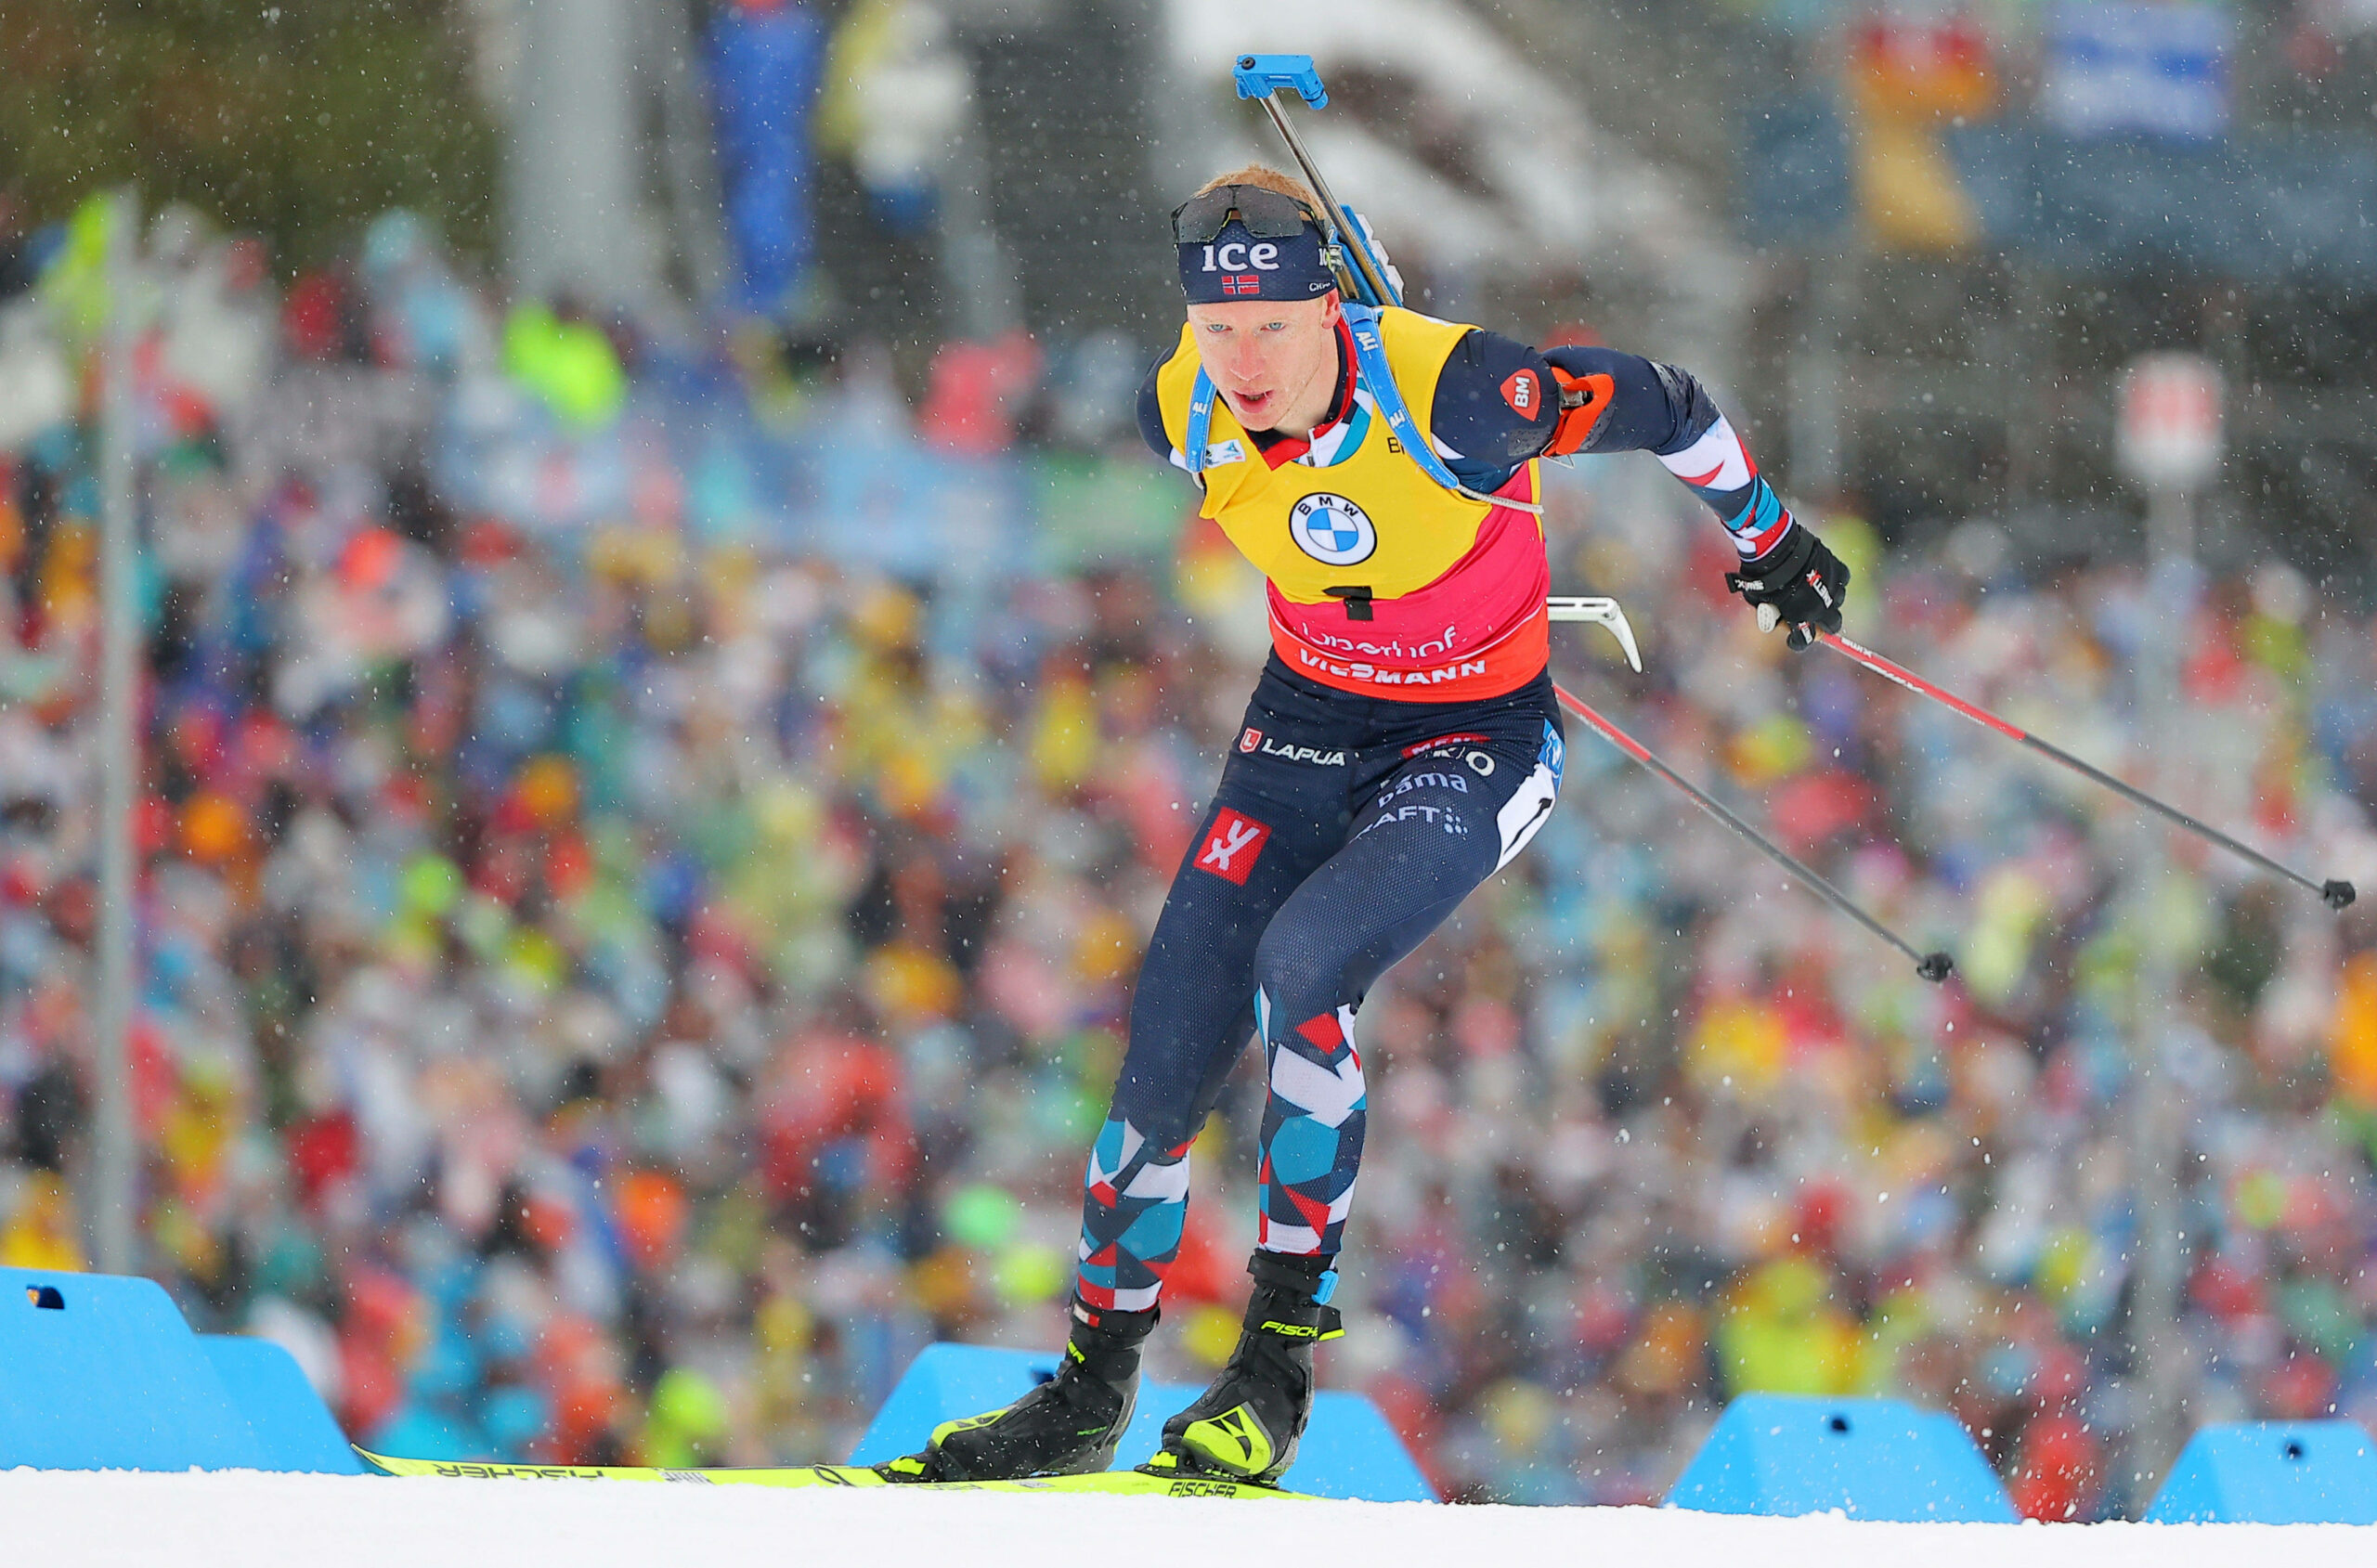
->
xmin=1820 ymin=632 xmax=2023 ymax=742
xmin=1813 ymin=630 xmax=2354 ymax=910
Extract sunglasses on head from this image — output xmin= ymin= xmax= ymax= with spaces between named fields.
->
xmin=1171 ymin=184 xmax=1324 ymax=243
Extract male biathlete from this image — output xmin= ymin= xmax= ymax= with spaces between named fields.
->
xmin=885 ymin=167 xmax=1849 ymax=1486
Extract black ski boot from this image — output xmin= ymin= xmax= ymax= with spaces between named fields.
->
xmin=878 ymin=1299 xmax=1156 ymax=1483
xmin=1145 ymin=1253 xmax=1342 ymax=1485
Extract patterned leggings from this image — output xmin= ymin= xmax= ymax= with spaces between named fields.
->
xmin=1074 ymin=659 xmax=1564 ymax=1311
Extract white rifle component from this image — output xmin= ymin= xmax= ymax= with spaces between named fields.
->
xmin=1546 ymin=596 xmax=1642 ymax=672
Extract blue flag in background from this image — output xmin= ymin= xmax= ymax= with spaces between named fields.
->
xmin=708 ymin=2 xmax=825 ymax=320
xmin=2039 ymin=1 xmax=2231 ymax=142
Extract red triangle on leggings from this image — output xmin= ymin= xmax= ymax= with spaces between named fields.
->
xmin=1285 ymin=1183 xmax=1332 ymax=1231
xmin=1294 ymin=1013 xmax=1344 ymax=1053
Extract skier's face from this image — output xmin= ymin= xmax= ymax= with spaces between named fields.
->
xmin=1185 ymin=293 xmax=1342 ymax=434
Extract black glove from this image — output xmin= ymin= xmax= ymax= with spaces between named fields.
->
xmin=1725 ymin=525 xmax=1848 ymax=651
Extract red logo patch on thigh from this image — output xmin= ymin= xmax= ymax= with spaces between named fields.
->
xmin=1400 ymin=731 xmax=1490 ymax=759
xmin=1196 ymin=808 xmax=1271 ymax=886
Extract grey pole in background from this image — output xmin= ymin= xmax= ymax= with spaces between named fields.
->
xmin=509 ymin=0 xmax=655 ymax=310
xmin=2122 ymin=483 xmax=2192 ymax=1514
xmin=2124 ymin=489 xmax=2189 ymax=1513
xmin=643 ymin=0 xmax=731 ymax=305
xmin=92 ymin=188 xmax=141 ymax=1276
xmin=938 ymin=128 xmax=1022 ymax=342
xmin=2114 ymin=352 xmax=2223 ymax=1512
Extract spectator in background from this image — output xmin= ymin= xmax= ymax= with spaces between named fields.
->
xmin=0 ymin=197 xmax=2369 ymax=1515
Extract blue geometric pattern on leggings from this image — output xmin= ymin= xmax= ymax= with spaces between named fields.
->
xmin=1073 ymin=1115 xmax=1193 ymax=1312
xmin=1255 ymin=989 xmax=1367 ymax=1256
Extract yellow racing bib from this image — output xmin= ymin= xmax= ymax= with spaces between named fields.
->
xmin=1155 ymin=306 xmax=1542 ymax=608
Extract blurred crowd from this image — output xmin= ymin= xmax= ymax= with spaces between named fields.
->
xmin=2 ymin=200 xmax=2376 ymax=1516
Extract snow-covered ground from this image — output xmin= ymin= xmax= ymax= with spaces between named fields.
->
xmin=6 ymin=1471 xmax=2373 ymax=1568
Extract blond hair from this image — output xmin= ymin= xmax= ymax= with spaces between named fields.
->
xmin=1193 ymin=164 xmax=1322 ymax=216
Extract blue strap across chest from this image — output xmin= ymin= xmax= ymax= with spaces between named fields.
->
xmin=1338 ymin=304 xmax=1474 ymax=496
xmin=1185 ymin=367 xmax=1220 ymax=478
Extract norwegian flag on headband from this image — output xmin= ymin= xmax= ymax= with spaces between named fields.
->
xmin=1178 ymin=220 xmax=1335 ymax=304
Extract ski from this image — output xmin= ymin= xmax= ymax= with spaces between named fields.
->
xmin=355 ymin=1448 xmax=1310 ymax=1499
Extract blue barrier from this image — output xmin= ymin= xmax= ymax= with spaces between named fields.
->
xmin=200 ymin=1333 xmax=369 ymax=1474
xmin=0 ymin=1268 xmax=361 ymax=1473
xmin=1669 ymin=1393 xmax=2017 ymax=1521
xmin=2146 ymin=1420 xmax=2377 ymax=1524
xmin=846 ymin=1342 xmax=1435 ymax=1501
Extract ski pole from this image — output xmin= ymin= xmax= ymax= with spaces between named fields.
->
xmin=1231 ymin=54 xmax=1400 ymax=309
xmin=1551 ymin=680 xmax=1955 ymax=982
xmin=1813 ymin=630 xmax=2356 ymax=911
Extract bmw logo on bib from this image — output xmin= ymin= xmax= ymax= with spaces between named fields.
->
xmin=1289 ymin=493 xmax=1377 ymax=565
